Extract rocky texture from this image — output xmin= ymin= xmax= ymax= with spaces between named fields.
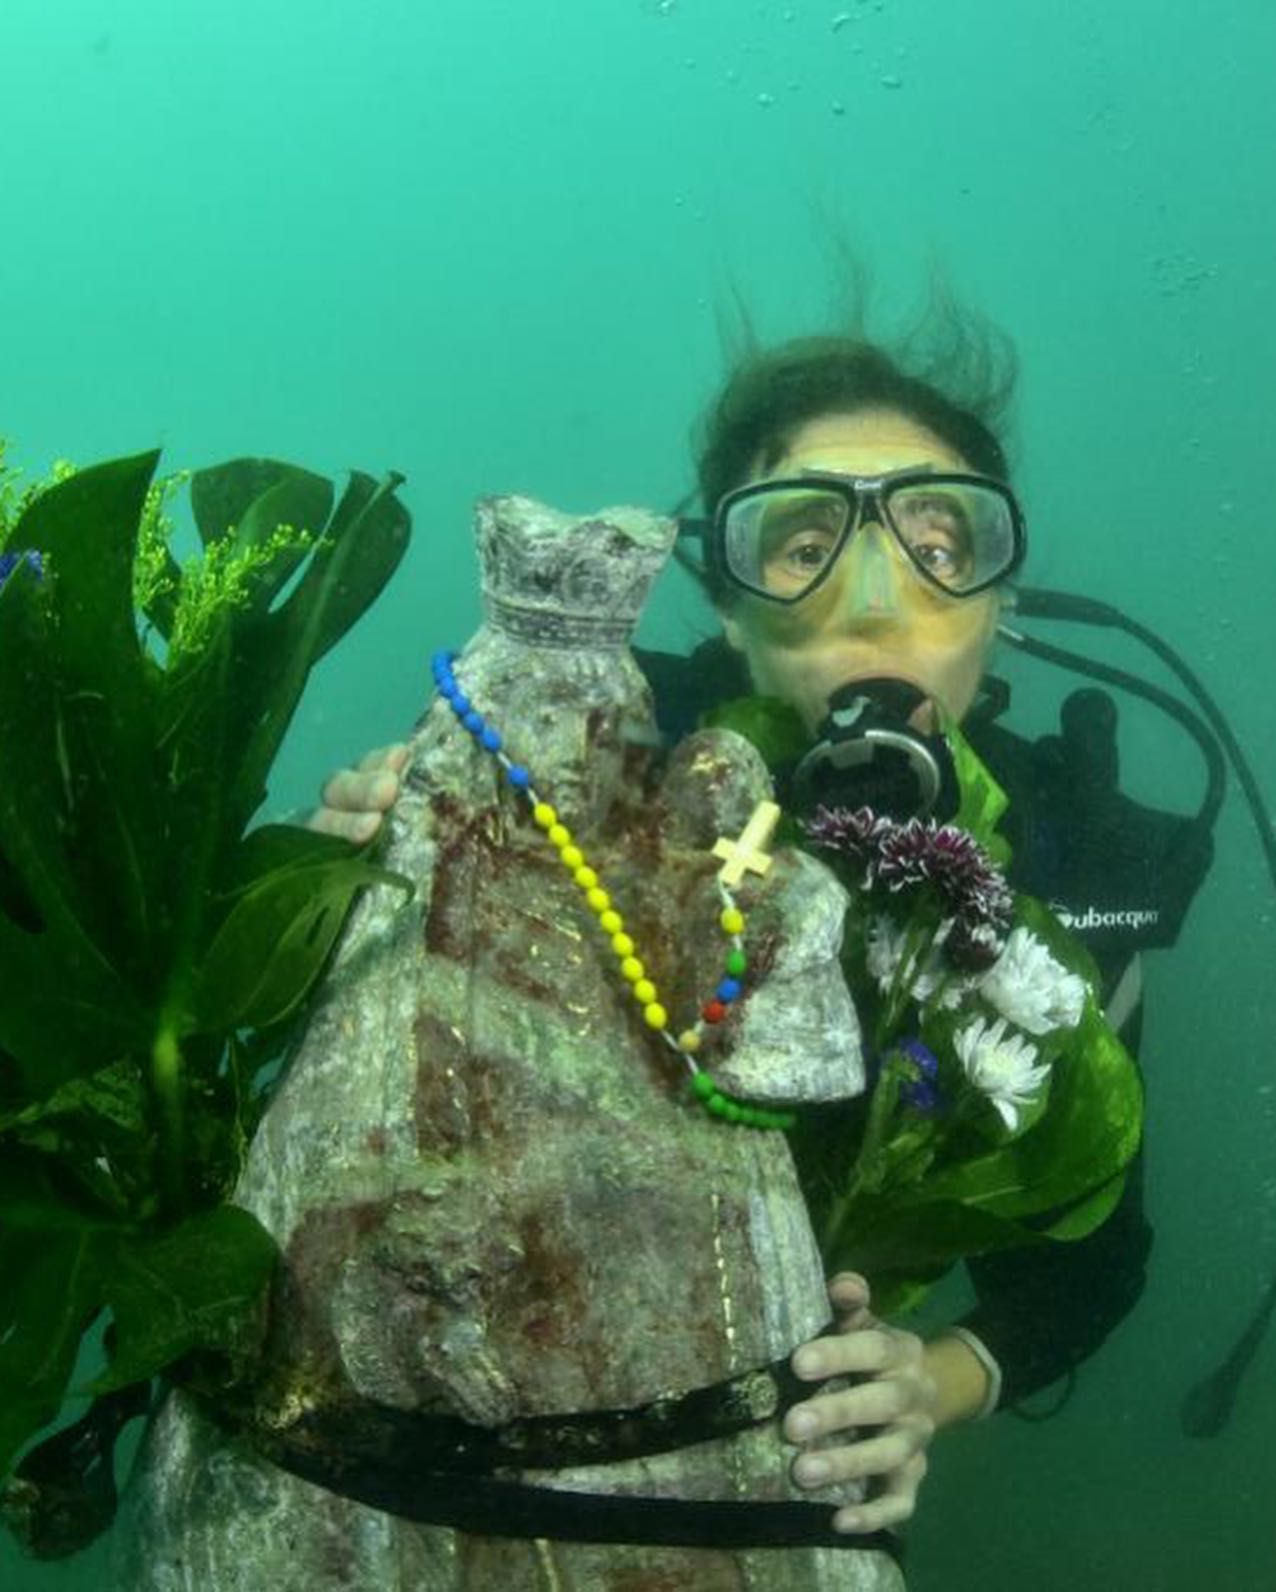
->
xmin=113 ymin=498 xmax=901 ymax=1590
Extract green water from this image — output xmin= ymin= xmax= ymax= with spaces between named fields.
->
xmin=2 ymin=1 xmax=1273 ymax=1586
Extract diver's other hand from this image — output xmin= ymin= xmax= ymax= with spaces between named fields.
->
xmin=784 ymin=1272 xmax=938 ymax=1535
xmin=305 ymin=743 xmax=410 ymax=842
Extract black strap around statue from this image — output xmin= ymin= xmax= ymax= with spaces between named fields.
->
xmin=248 ymin=1450 xmax=903 ymax=1555
xmin=193 ymin=1323 xmax=903 ymax=1561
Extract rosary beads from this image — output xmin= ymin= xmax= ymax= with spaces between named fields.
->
xmin=431 ymin=649 xmax=796 ymax=1132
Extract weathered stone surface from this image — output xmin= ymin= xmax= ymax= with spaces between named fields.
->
xmin=113 ymin=498 xmax=901 ymax=1590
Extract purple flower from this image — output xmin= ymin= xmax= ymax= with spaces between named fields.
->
xmin=802 ymin=804 xmax=890 ymax=873
xmin=801 ymin=805 xmax=1013 ymax=971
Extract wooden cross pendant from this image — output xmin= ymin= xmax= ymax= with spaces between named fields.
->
xmin=712 ymin=800 xmax=781 ymax=887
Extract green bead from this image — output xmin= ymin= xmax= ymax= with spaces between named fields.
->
xmin=725 ymin=949 xmax=747 ymax=977
xmin=724 ymin=1100 xmax=743 ymax=1122
xmin=740 ymin=1106 xmax=761 ymax=1128
xmin=691 ymin=1071 xmax=716 ymax=1100
xmin=707 ymin=1093 xmax=730 ymax=1117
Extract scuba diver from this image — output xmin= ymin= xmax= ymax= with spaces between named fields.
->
xmin=307 ymin=328 xmax=1265 ymax=1536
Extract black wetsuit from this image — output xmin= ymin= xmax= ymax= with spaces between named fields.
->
xmin=636 ymin=639 xmax=1212 ymax=1411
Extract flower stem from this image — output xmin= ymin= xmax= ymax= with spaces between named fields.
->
xmin=151 ymin=1017 xmax=187 ymax=1220
xmin=876 ymin=913 xmax=941 ymax=1048
xmin=822 ymin=1053 xmax=902 ymax=1260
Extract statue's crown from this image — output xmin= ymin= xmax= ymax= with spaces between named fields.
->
xmin=476 ymin=495 xmax=676 ymax=649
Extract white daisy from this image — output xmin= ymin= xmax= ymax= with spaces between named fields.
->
xmin=953 ymin=1014 xmax=1051 ymax=1131
xmin=865 ymin=916 xmax=970 ymax=1009
xmin=977 ymin=927 xmax=1086 ymax=1036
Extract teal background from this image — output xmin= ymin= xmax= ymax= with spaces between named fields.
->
xmin=2 ymin=1 xmax=1273 ymax=1586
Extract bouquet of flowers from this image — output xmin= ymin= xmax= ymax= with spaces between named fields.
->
xmin=707 ymin=696 xmax=1144 ymax=1316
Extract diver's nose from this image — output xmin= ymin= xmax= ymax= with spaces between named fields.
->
xmin=836 ymin=520 xmax=904 ymax=620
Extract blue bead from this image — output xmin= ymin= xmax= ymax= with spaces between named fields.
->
xmin=463 ymin=710 xmax=484 ymax=734
xmin=431 ymin=648 xmax=452 ymax=676
xmin=480 ymin=727 xmax=502 ymax=751
xmin=717 ymin=977 xmax=742 ymax=1003
xmin=507 ymin=764 xmax=531 ymax=788
xmin=448 ymin=690 xmax=470 ymax=714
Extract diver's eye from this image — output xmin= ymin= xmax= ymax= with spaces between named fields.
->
xmin=781 ymin=535 xmax=836 ymax=570
xmin=912 ymin=540 xmax=962 ymax=578
xmin=891 ymin=490 xmax=974 ymax=583
xmin=761 ymin=530 xmax=839 ymax=591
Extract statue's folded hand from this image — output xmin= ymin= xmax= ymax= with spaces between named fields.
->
xmin=305 ymin=742 xmax=410 ymax=842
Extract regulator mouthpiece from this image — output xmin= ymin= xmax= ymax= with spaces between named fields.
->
xmin=790 ymin=677 xmax=960 ymax=823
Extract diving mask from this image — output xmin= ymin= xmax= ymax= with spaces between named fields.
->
xmin=712 ymin=468 xmax=1026 ymax=605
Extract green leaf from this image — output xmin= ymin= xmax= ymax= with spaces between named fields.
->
xmin=5 ymin=456 xmax=170 ymax=989
xmin=700 ymin=694 xmax=811 ymax=770
xmin=896 ymin=999 xmax=1142 ymax=1222
xmin=0 ymin=1196 xmax=113 ymax=1477
xmin=942 ymin=709 xmax=1009 ymax=850
xmin=0 ymin=1240 xmax=106 ymax=1477
xmin=86 ymin=1205 xmax=278 ymax=1396
xmin=0 ymin=1057 xmax=146 ymax=1140
xmin=0 ymin=566 xmax=153 ymax=1100
xmin=190 ymin=457 xmax=332 ymax=559
xmin=190 ymin=826 xmax=415 ymax=1033
xmin=1039 ymin=1169 xmax=1128 ymax=1241
xmin=829 ymin=1195 xmax=1044 ymax=1280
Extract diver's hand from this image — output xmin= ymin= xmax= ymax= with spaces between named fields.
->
xmin=305 ymin=743 xmax=410 ymax=842
xmin=785 ymin=1272 xmax=938 ymax=1534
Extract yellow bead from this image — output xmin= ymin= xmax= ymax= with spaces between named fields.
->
xmin=720 ymin=906 xmax=745 ymax=935
xmin=548 ymin=823 xmax=572 ymax=848
xmin=634 ymin=978 xmax=657 ymax=1004
xmin=561 ymin=845 xmax=584 ymax=869
xmin=600 ymin=910 xmax=623 ymax=934
xmin=533 ymin=803 xmax=557 ymax=829
xmin=611 ymin=931 xmax=634 ymax=957
xmin=678 ymin=1029 xmax=702 ymax=1053
xmin=586 ymin=887 xmax=611 ymax=913
xmin=621 ymin=957 xmax=644 ymax=982
xmin=574 ymin=865 xmax=598 ymax=889
xmin=644 ymin=1003 xmax=668 ymax=1030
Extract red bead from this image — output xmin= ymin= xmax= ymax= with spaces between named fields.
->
xmin=702 ymin=999 xmax=727 ymax=1024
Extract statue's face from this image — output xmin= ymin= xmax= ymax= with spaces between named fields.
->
xmin=719 ymin=409 xmax=1004 ymax=735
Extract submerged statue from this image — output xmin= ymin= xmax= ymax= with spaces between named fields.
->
xmin=112 ymin=496 xmax=904 ymax=1590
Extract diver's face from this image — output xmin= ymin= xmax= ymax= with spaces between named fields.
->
xmin=719 ymin=410 xmax=1003 ymax=735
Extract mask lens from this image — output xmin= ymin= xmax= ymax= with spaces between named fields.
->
xmin=886 ymin=480 xmax=1016 ymax=593
xmin=723 ymin=487 xmax=851 ymax=598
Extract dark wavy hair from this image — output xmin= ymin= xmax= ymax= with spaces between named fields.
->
xmin=682 ymin=259 xmax=1021 ymax=607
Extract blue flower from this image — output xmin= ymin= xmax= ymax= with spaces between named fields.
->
xmin=0 ymin=549 xmax=45 ymax=592
xmin=902 ymin=1077 xmax=943 ymax=1114
xmin=898 ymin=1036 xmax=938 ymax=1078
xmin=897 ymin=1037 xmax=945 ymax=1114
